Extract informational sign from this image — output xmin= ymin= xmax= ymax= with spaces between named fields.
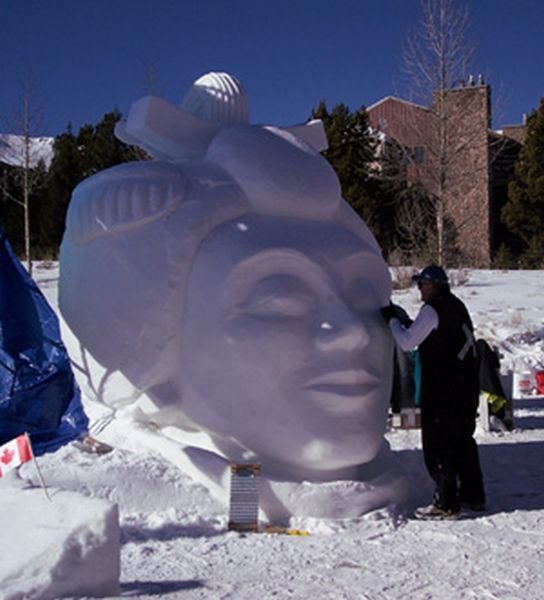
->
xmin=392 ymin=408 xmax=421 ymax=429
xmin=228 ymin=463 xmax=260 ymax=532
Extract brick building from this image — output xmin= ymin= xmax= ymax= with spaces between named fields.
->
xmin=367 ymin=83 xmax=524 ymax=267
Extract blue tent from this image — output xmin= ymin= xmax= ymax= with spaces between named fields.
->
xmin=0 ymin=229 xmax=88 ymax=455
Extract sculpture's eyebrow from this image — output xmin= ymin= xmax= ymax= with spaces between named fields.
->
xmin=333 ymin=250 xmax=390 ymax=277
xmin=333 ymin=251 xmax=392 ymax=306
xmin=224 ymin=248 xmax=332 ymax=306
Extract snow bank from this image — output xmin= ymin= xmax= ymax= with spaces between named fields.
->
xmin=0 ymin=478 xmax=120 ymax=599
xmin=2 ymin=263 xmax=544 ymax=599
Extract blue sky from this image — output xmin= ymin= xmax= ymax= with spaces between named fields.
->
xmin=1 ymin=0 xmax=543 ymax=137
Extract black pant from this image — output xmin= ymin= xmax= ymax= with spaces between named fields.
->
xmin=421 ymin=376 xmax=485 ymax=511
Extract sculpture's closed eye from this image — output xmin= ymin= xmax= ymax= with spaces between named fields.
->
xmin=233 ymin=274 xmax=318 ymax=319
xmin=238 ymin=293 xmax=318 ymax=319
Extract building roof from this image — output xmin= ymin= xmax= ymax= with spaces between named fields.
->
xmin=366 ymin=95 xmax=429 ymax=114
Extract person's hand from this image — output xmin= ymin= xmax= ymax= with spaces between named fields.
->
xmin=381 ymin=303 xmax=398 ymax=323
xmin=381 ymin=303 xmax=413 ymax=326
xmin=392 ymin=304 xmax=413 ymax=327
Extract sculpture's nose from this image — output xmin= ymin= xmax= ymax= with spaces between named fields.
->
xmin=315 ymin=302 xmax=371 ymax=353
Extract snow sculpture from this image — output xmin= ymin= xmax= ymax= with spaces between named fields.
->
xmin=59 ymin=72 xmax=409 ymax=520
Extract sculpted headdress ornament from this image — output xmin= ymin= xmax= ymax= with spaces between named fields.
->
xmin=66 ymin=71 xmax=359 ymax=247
xmin=114 ymin=71 xmax=328 ymax=161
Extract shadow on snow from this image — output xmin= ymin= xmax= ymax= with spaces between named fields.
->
xmin=121 ymin=579 xmax=205 ymax=596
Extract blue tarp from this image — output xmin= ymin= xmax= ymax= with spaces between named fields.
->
xmin=0 ymin=229 xmax=88 ymax=455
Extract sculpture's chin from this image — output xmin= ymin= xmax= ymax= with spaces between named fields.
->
xmin=148 ymin=424 xmax=411 ymax=521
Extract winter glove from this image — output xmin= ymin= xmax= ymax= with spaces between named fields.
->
xmin=392 ymin=304 xmax=413 ymax=328
xmin=381 ymin=303 xmax=413 ymax=327
xmin=381 ymin=303 xmax=398 ymax=323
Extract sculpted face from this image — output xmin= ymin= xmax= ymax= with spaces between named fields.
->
xmin=177 ymin=215 xmax=392 ymax=475
xmin=59 ymin=73 xmax=408 ymax=518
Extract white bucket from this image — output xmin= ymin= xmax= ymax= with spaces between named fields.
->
xmin=512 ymin=370 xmax=533 ymax=397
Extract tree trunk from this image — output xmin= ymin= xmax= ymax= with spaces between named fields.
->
xmin=24 ymin=131 xmax=32 ymax=275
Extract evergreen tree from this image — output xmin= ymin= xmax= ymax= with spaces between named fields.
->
xmin=27 ymin=160 xmax=52 ymax=257
xmin=311 ymin=101 xmax=395 ymax=253
xmin=42 ymin=125 xmax=82 ymax=253
xmin=1 ymin=163 xmax=25 ymax=251
xmin=502 ymin=97 xmax=544 ymax=267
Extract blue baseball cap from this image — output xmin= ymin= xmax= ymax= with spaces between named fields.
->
xmin=412 ymin=265 xmax=448 ymax=284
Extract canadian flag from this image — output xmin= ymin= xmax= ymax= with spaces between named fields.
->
xmin=0 ymin=433 xmax=33 ymax=478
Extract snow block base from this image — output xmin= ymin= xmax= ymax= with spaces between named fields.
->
xmin=0 ymin=485 xmax=120 ymax=599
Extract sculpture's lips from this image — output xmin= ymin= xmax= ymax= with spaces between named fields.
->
xmin=303 ymin=370 xmax=379 ymax=398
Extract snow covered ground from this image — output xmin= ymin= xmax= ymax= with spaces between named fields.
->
xmin=2 ymin=264 xmax=544 ymax=599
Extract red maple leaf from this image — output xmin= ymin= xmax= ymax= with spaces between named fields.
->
xmin=1 ymin=447 xmax=15 ymax=465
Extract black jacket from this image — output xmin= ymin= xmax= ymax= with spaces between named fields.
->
xmin=418 ymin=290 xmax=477 ymax=381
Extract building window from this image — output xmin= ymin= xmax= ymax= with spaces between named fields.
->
xmin=413 ymin=147 xmax=424 ymax=165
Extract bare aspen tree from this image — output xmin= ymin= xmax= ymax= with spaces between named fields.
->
xmin=401 ymin=0 xmax=490 ymax=266
xmin=374 ymin=136 xmax=437 ymax=264
xmin=2 ymin=69 xmax=46 ymax=276
xmin=403 ymin=0 xmax=473 ymax=102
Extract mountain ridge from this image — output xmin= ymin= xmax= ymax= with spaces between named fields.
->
xmin=0 ymin=133 xmax=54 ymax=169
